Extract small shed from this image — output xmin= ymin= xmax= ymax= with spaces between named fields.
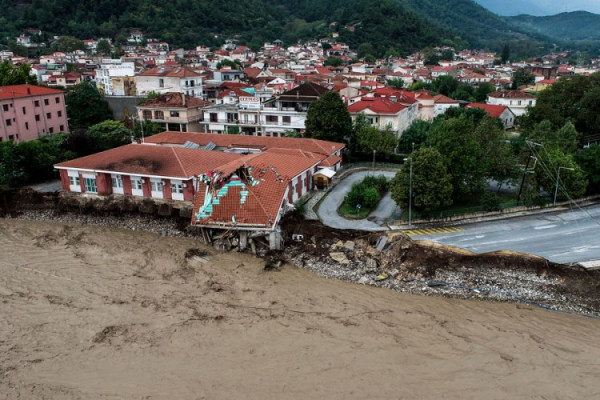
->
xmin=313 ymin=168 xmax=336 ymax=189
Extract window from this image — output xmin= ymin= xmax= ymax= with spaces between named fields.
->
xmin=266 ymin=115 xmax=278 ymax=123
xmin=529 ymin=100 xmax=533 ymax=105
xmin=112 ymin=175 xmax=123 ymax=188
xmin=22 ymin=106 xmax=26 ymax=114
xmin=57 ymin=111 xmax=62 ymax=117
xmin=159 ymin=78 xmax=164 ymax=88
xmin=5 ymin=119 xmax=11 ymax=126
xmin=154 ymin=110 xmax=164 ymax=119
xmin=49 ymin=127 xmax=54 ymax=133
xmin=46 ymin=112 xmax=51 ymax=119
xmin=518 ymin=100 xmax=522 ymax=105
xmin=2 ymin=104 xmax=7 ymax=111
xmin=171 ymin=182 xmax=184 ymax=194
xmin=170 ymin=111 xmax=180 ymax=117
xmin=84 ymin=177 xmax=97 ymax=193
xmin=60 ymin=125 xmax=64 ymax=132
xmin=25 ymin=122 xmax=29 ymax=129
xmin=226 ymin=113 xmax=237 ymax=122
xmin=210 ymin=113 xmax=218 ymax=122
xmin=34 ymin=100 xmax=40 ymax=107
xmin=190 ymin=80 xmax=195 ymax=87
xmin=133 ymin=179 xmax=143 ymax=190
xmin=35 ymin=114 xmax=40 ymax=121
xmin=55 ymin=97 xmax=60 ymax=104
xmin=151 ymin=181 xmax=163 ymax=192
xmin=44 ymin=99 xmax=49 ymax=106
xmin=142 ymin=110 xmax=152 ymax=119
xmin=282 ymin=116 xmax=291 ymax=125
xmin=69 ymin=176 xmax=80 ymax=187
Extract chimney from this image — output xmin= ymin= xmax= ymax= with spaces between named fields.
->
xmin=182 ymin=92 xmax=186 ymax=106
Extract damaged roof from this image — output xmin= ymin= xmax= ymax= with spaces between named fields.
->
xmin=192 ymin=151 xmax=319 ymax=229
xmin=55 ymin=144 xmax=243 ymax=179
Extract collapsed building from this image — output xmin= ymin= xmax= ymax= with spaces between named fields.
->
xmin=54 ymin=131 xmax=345 ymax=250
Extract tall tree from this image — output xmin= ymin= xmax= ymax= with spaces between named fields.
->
xmin=65 ymin=82 xmax=113 ymax=129
xmin=305 ymin=91 xmax=352 ymax=143
xmin=426 ymin=114 xmax=485 ymax=197
xmin=390 ymin=147 xmax=453 ymax=213
xmin=501 ymin=43 xmax=510 ymax=63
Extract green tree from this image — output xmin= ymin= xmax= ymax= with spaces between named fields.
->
xmin=575 ymin=144 xmax=600 ymax=194
xmin=52 ymin=36 xmax=85 ymax=53
xmin=390 ymin=147 xmax=453 ymax=213
xmin=216 ymin=59 xmax=239 ymax=70
xmin=0 ymin=61 xmax=37 ymax=86
xmin=521 ymin=73 xmax=600 ymax=143
xmin=96 ymin=39 xmax=112 ymax=55
xmin=473 ymin=82 xmax=496 ymax=102
xmin=386 ymin=78 xmax=404 ymax=89
xmin=525 ymin=120 xmax=579 ymax=154
xmin=87 ymin=120 xmax=132 ymax=151
xmin=426 ymin=114 xmax=484 ymax=197
xmin=65 ymin=82 xmax=113 ymax=129
xmin=324 ymin=57 xmax=343 ymax=67
xmin=501 ymin=43 xmax=510 ymax=63
xmin=284 ymin=130 xmax=303 ymax=138
xmin=431 ymin=75 xmax=459 ymax=97
xmin=355 ymin=117 xmax=397 ymax=155
xmin=512 ymin=68 xmax=535 ymax=89
xmin=533 ymin=147 xmax=586 ymax=202
xmin=398 ymin=119 xmax=431 ymax=152
xmin=305 ymin=91 xmax=352 ymax=143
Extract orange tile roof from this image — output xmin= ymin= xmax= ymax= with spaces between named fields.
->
xmin=144 ymin=132 xmax=345 ymax=157
xmin=348 ymin=97 xmax=407 ymax=114
xmin=192 ymin=152 xmax=319 ymax=229
xmin=488 ymin=90 xmax=536 ymax=100
xmin=466 ymin=103 xmax=509 ymax=118
xmin=0 ymin=84 xmax=64 ymax=100
xmin=55 ymin=144 xmax=243 ymax=178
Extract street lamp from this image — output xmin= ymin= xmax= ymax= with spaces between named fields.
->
xmin=404 ymin=156 xmax=413 ymax=228
xmin=553 ymin=166 xmax=574 ymax=206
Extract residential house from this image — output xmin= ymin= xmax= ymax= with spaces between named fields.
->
xmin=432 ymin=94 xmax=460 ymax=117
xmin=0 ymin=84 xmax=68 ymax=142
xmin=137 ymin=92 xmax=209 ymax=132
xmin=136 ymin=65 xmax=203 ymax=98
xmin=466 ymin=103 xmax=516 ymax=129
xmin=487 ymin=90 xmax=536 ymax=117
xmin=347 ymin=97 xmax=417 ymax=138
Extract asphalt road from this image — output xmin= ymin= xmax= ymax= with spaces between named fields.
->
xmin=413 ymin=204 xmax=600 ymax=264
xmin=317 ymin=170 xmax=398 ymax=231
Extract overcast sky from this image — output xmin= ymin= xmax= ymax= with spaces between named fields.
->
xmin=475 ymin=0 xmax=600 ymax=16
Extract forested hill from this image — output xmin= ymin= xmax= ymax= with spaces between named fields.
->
xmin=509 ymin=12 xmax=600 ymax=41
xmin=0 ymin=0 xmax=546 ymax=55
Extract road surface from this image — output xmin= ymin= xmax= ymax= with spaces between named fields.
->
xmin=316 ymin=170 xmax=398 ymax=231
xmin=412 ymin=204 xmax=600 ymax=264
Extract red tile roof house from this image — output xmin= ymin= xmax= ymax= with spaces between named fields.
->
xmin=347 ymin=97 xmax=418 ymax=138
xmin=54 ymin=132 xmax=345 ymax=249
xmin=465 ymin=103 xmax=516 ymax=129
xmin=0 ymin=84 xmax=68 ymax=142
xmin=54 ymin=143 xmax=243 ymax=201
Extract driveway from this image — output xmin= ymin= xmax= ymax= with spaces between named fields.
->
xmin=316 ymin=170 xmax=399 ymax=231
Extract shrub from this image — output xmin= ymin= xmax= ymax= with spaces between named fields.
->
xmin=480 ymin=192 xmax=500 ymax=212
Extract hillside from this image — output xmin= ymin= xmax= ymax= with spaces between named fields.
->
xmin=509 ymin=11 xmax=600 ymax=41
xmin=0 ymin=0 xmax=560 ymax=56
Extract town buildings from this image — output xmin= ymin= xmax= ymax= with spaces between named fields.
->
xmin=137 ymin=92 xmax=209 ymax=132
xmin=487 ymin=90 xmax=537 ymax=117
xmin=0 ymin=84 xmax=68 ymax=142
